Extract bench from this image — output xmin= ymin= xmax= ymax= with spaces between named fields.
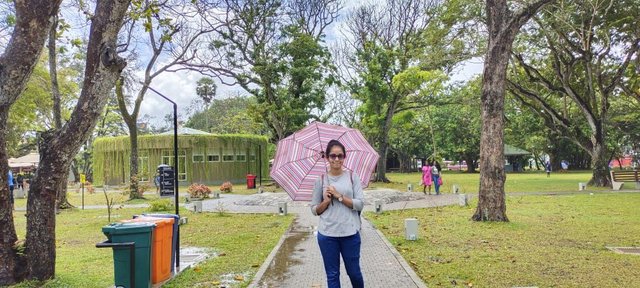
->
xmin=610 ymin=170 xmax=640 ymax=190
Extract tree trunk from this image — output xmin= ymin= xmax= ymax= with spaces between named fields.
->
xmin=375 ymin=98 xmax=398 ymax=183
xmin=464 ymin=156 xmax=477 ymax=173
xmin=472 ymin=0 xmax=552 ymax=222
xmin=0 ymin=0 xmax=64 ymax=284
xmin=48 ymin=14 xmax=73 ymax=209
xmin=399 ymin=153 xmax=412 ymax=173
xmin=0 ymin=111 xmax=27 ymax=285
xmin=472 ymin=39 xmax=511 ymax=222
xmin=589 ymin=140 xmax=611 ymax=187
xmin=24 ymin=0 xmax=129 ymax=281
xmin=128 ymin=124 xmax=142 ymax=199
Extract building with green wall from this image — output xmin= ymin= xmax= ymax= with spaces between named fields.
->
xmin=93 ymin=129 xmax=269 ymax=186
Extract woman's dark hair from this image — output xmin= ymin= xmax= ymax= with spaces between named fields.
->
xmin=325 ymin=139 xmax=346 ymax=158
xmin=435 ymin=161 xmax=441 ymax=171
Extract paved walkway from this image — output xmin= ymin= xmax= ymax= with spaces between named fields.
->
xmin=192 ymin=190 xmax=464 ymax=288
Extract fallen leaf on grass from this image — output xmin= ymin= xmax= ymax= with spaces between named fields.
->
xmin=234 ymin=275 xmax=244 ymax=281
xmin=219 ymin=252 xmax=226 ymax=256
xmin=193 ymin=267 xmax=201 ymax=273
xmin=251 ymin=264 xmax=260 ymax=268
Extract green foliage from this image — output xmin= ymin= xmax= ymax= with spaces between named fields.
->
xmin=195 ymin=77 xmax=217 ymax=104
xmin=186 ymin=95 xmax=268 ymax=135
xmin=7 ymin=55 xmax=80 ymax=156
xmin=210 ymin=0 xmax=338 ymax=140
xmin=430 ymin=77 xmax=482 ymax=169
xmin=148 ymin=199 xmax=174 ymax=212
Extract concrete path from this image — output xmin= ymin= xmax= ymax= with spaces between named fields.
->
xmin=188 ymin=190 xmax=463 ymax=288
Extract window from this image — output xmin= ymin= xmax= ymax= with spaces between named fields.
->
xmin=161 ymin=150 xmax=187 ymax=181
xmin=193 ymin=154 xmax=204 ymax=163
xmin=207 ymin=149 xmax=220 ymax=162
xmin=223 ymin=150 xmax=234 ymax=162
xmin=236 ymin=150 xmax=247 ymax=162
xmin=138 ymin=150 xmax=149 ymax=182
xmin=249 ymin=152 xmax=256 ymax=162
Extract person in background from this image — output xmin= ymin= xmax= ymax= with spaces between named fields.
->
xmin=8 ymin=170 xmax=15 ymax=210
xmin=545 ymin=161 xmax=552 ymax=177
xmin=311 ymin=139 xmax=365 ymax=288
xmin=422 ymin=161 xmax=433 ymax=195
xmin=16 ymin=173 xmax=23 ymax=191
xmin=154 ymin=172 xmax=161 ymax=193
xmin=431 ymin=161 xmax=442 ymax=195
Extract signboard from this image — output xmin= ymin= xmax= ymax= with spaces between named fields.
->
xmin=80 ymin=173 xmax=86 ymax=184
xmin=158 ymin=165 xmax=175 ymax=198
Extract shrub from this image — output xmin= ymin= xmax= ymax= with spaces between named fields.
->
xmin=187 ymin=183 xmax=212 ymax=199
xmin=148 ymin=199 xmax=174 ymax=212
xmin=219 ymin=181 xmax=233 ymax=193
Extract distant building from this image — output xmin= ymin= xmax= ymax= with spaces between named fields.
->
xmin=504 ymin=144 xmax=530 ymax=172
xmin=92 ymin=128 xmax=268 ymax=186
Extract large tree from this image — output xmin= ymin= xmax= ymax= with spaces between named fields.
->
xmin=191 ymin=0 xmax=340 ymax=141
xmin=344 ymin=0 xmax=442 ymax=182
xmin=0 ymin=0 xmax=63 ymax=284
xmin=116 ymin=0 xmax=212 ymax=199
xmin=508 ymin=0 xmax=640 ymax=186
xmin=0 ymin=0 xmax=130 ymax=283
xmin=472 ymin=0 xmax=553 ymax=222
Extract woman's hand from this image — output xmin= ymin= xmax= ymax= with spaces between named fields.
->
xmin=326 ymin=185 xmax=342 ymax=199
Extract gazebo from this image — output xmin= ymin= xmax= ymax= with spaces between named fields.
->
xmin=8 ymin=152 xmax=39 ymax=173
xmin=504 ymin=144 xmax=530 ymax=172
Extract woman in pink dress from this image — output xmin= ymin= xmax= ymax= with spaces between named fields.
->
xmin=422 ymin=161 xmax=433 ymax=194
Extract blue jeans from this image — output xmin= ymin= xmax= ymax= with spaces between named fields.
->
xmin=317 ymin=232 xmax=364 ymax=288
xmin=432 ymin=175 xmax=440 ymax=194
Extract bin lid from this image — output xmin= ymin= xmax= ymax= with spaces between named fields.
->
xmin=102 ymin=222 xmax=156 ymax=235
xmin=142 ymin=213 xmax=179 ymax=220
xmin=121 ymin=217 xmax=174 ymax=227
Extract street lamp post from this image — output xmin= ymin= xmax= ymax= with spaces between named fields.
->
xmin=147 ymin=86 xmax=180 ymax=270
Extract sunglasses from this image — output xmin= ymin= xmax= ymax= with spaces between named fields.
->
xmin=328 ymin=153 xmax=345 ymax=160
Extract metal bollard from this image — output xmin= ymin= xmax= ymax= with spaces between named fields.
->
xmin=407 ymin=183 xmax=413 ymax=192
xmin=404 ymin=218 xmax=418 ymax=241
xmin=374 ymin=200 xmax=383 ymax=214
xmin=452 ymin=184 xmax=460 ymax=194
xmin=278 ymin=202 xmax=288 ymax=215
xmin=578 ymin=183 xmax=586 ymax=191
xmin=193 ymin=200 xmax=203 ymax=213
xmin=458 ymin=194 xmax=468 ymax=207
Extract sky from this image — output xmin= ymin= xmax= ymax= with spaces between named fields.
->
xmin=1 ymin=1 xmax=483 ymax=127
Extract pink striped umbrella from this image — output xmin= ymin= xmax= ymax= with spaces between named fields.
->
xmin=270 ymin=121 xmax=379 ymax=201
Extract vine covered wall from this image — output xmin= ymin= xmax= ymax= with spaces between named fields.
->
xmin=93 ymin=134 xmax=269 ymax=186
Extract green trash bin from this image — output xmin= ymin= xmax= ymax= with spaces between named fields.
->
xmin=101 ymin=222 xmax=156 ymax=288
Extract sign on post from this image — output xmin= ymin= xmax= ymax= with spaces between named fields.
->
xmin=80 ymin=173 xmax=86 ymax=184
xmin=157 ymin=165 xmax=175 ymax=198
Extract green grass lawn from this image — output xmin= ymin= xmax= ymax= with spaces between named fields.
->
xmin=367 ymin=193 xmax=640 ymax=287
xmin=10 ymin=208 xmax=293 ymax=288
xmin=369 ymin=170 xmax=611 ymax=194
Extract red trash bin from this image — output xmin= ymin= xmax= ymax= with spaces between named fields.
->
xmin=246 ymin=174 xmax=257 ymax=189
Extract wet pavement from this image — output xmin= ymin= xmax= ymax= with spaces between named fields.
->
xmin=193 ymin=190 xmax=461 ymax=288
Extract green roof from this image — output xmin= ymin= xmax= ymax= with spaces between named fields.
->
xmin=504 ymin=144 xmax=530 ymax=156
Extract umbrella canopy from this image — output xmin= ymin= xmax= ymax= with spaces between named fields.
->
xmin=271 ymin=122 xmax=379 ymax=201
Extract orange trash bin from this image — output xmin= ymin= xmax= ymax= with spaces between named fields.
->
xmin=121 ymin=217 xmax=174 ymax=284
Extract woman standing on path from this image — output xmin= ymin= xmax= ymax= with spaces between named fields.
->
xmin=422 ymin=161 xmax=433 ymax=194
xmin=310 ymin=139 xmax=365 ymax=288
xmin=431 ymin=161 xmax=442 ymax=195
